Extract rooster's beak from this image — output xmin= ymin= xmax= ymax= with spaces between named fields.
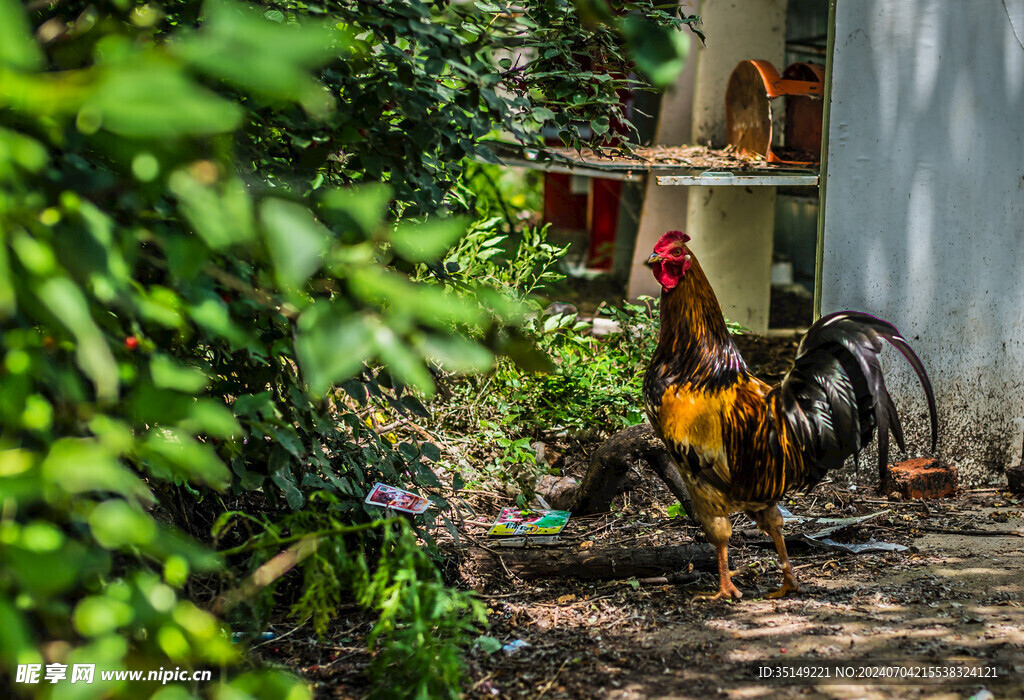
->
xmin=644 ymin=253 xmax=662 ymax=267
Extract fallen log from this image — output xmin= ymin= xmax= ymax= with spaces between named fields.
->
xmin=465 ymin=542 xmax=720 ymax=581
xmin=535 ymin=423 xmax=693 ymax=518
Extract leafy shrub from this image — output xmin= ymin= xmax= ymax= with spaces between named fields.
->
xmin=0 ymin=1 xmax=505 ymax=696
xmin=496 ymin=301 xmax=660 ymax=436
xmin=0 ymin=0 xmax=701 ymax=695
xmin=217 ymin=495 xmax=486 ymax=699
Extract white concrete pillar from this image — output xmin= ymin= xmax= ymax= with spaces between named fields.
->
xmin=685 ymin=0 xmax=787 ymax=333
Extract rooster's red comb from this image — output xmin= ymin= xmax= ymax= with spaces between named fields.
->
xmin=654 ymin=230 xmax=691 ymax=256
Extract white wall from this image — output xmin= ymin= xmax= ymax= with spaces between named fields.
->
xmin=630 ymin=0 xmax=787 ymax=335
xmin=821 ymin=0 xmax=1024 ymax=482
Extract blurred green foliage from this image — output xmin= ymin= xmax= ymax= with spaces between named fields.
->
xmin=0 ymin=0 xmax=699 ymax=696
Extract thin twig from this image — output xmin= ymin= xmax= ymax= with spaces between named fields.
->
xmin=537 ymin=658 xmax=569 ymax=697
xmin=252 ymin=620 xmax=309 ymax=649
xmin=793 ymin=558 xmax=840 ymax=571
xmin=220 ymin=517 xmax=399 ymax=555
xmin=213 ymin=537 xmax=320 ymax=615
xmin=462 ymin=531 xmax=521 ymax=580
xmin=458 ymin=488 xmax=509 ymax=499
xmin=469 ymin=672 xmax=496 ymax=694
xmin=27 ymin=0 xmax=64 ymax=12
xmin=460 ymin=520 xmax=494 ymax=528
xmin=531 ymin=593 xmax=616 ymax=608
xmin=915 ymin=525 xmax=1024 ymax=538
xmin=203 ymin=263 xmax=299 ymax=320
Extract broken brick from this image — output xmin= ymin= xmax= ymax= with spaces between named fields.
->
xmin=882 ymin=457 xmax=957 ymax=499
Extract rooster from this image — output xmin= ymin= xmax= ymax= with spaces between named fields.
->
xmin=643 ymin=231 xmax=937 ymax=599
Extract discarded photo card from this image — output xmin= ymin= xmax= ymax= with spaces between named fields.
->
xmin=487 ymin=508 xmax=570 ymax=537
xmin=365 ymin=482 xmax=430 ymax=514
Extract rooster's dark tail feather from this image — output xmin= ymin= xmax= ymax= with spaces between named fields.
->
xmin=778 ymin=311 xmax=938 ymax=488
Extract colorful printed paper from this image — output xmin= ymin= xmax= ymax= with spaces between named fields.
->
xmin=364 ymin=483 xmax=430 ymax=514
xmin=487 ymin=508 xmax=571 ymax=536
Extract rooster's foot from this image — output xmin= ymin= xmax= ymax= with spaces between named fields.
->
xmin=695 ymin=582 xmax=743 ymax=602
xmin=765 ymin=576 xmax=800 ymax=599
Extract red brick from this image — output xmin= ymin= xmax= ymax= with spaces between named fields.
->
xmin=882 ymin=457 xmax=957 ymax=499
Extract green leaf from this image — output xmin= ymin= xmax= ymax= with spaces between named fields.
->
xmin=0 ymin=0 xmax=43 ymax=71
xmin=232 ymin=391 xmax=276 ymax=420
xmin=618 ymin=16 xmax=690 ymax=88
xmin=390 ymin=218 xmax=466 ymax=263
xmin=349 ymin=268 xmax=484 ymax=328
xmin=150 ymin=354 xmax=210 ymax=394
xmin=532 ymin=106 xmax=556 ymax=123
xmin=73 ymin=596 xmax=135 ymax=637
xmin=173 ymin=0 xmax=339 ymax=114
xmin=89 ymin=500 xmax=158 ymax=549
xmin=181 ymin=400 xmax=241 ymax=439
xmin=169 ymin=171 xmax=255 ymax=249
xmin=18 ymin=521 xmax=64 ymax=552
xmin=260 ymin=198 xmax=329 ymax=289
xmin=418 ymin=333 xmax=493 ymax=373
xmin=85 ymin=58 xmax=243 ymax=137
xmin=401 ymin=395 xmax=430 ymax=419
xmin=270 ymin=426 xmax=304 ymax=458
xmin=0 ymin=126 xmax=48 ymax=180
xmin=189 ymin=292 xmax=252 ymax=350
xmin=5 ymin=541 xmax=102 ymax=598
xmin=141 ymin=428 xmax=230 ymax=489
xmin=296 ymin=305 xmax=372 ymax=394
xmin=494 ymin=330 xmax=555 ymax=373
xmin=37 ymin=277 xmax=118 ymax=402
xmin=270 ymin=465 xmax=305 ymax=510
xmin=0 ymin=225 xmax=16 ymax=318
xmin=0 ymin=595 xmax=34 ymax=666
xmin=41 ymin=438 xmax=153 ymax=503
xmin=164 ymin=234 xmax=209 ymax=282
xmin=136 ymin=285 xmax=186 ymax=329
xmin=475 ymin=635 xmax=502 ymax=654
xmin=239 ymin=471 xmax=264 ymax=490
xmin=373 ymin=326 xmax=434 ymax=394
xmin=319 ymin=183 xmax=392 ymax=236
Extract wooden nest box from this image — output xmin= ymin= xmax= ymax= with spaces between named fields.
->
xmin=725 ymin=60 xmax=825 ymax=166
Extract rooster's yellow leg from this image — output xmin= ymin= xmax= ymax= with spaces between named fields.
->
xmin=691 ymin=513 xmax=742 ymax=601
xmin=711 ymin=540 xmax=743 ymax=600
xmin=753 ymin=506 xmax=800 ymax=599
xmin=692 ymin=540 xmax=743 ymax=601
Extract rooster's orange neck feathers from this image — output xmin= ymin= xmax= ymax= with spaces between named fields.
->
xmin=654 ymin=250 xmax=748 ymax=390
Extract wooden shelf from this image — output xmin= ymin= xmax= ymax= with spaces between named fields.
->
xmin=485 ymin=141 xmax=818 ymax=187
xmin=657 ymin=172 xmax=818 ymax=186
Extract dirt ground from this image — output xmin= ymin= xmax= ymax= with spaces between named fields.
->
xmin=258 ymin=475 xmax=1024 ymax=699
xmin=254 ymin=333 xmax=1023 ymax=699
xmin=455 ymin=486 xmax=1024 ymax=700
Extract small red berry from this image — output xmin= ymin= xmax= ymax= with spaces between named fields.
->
xmin=124 ymin=336 xmax=139 ymax=350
